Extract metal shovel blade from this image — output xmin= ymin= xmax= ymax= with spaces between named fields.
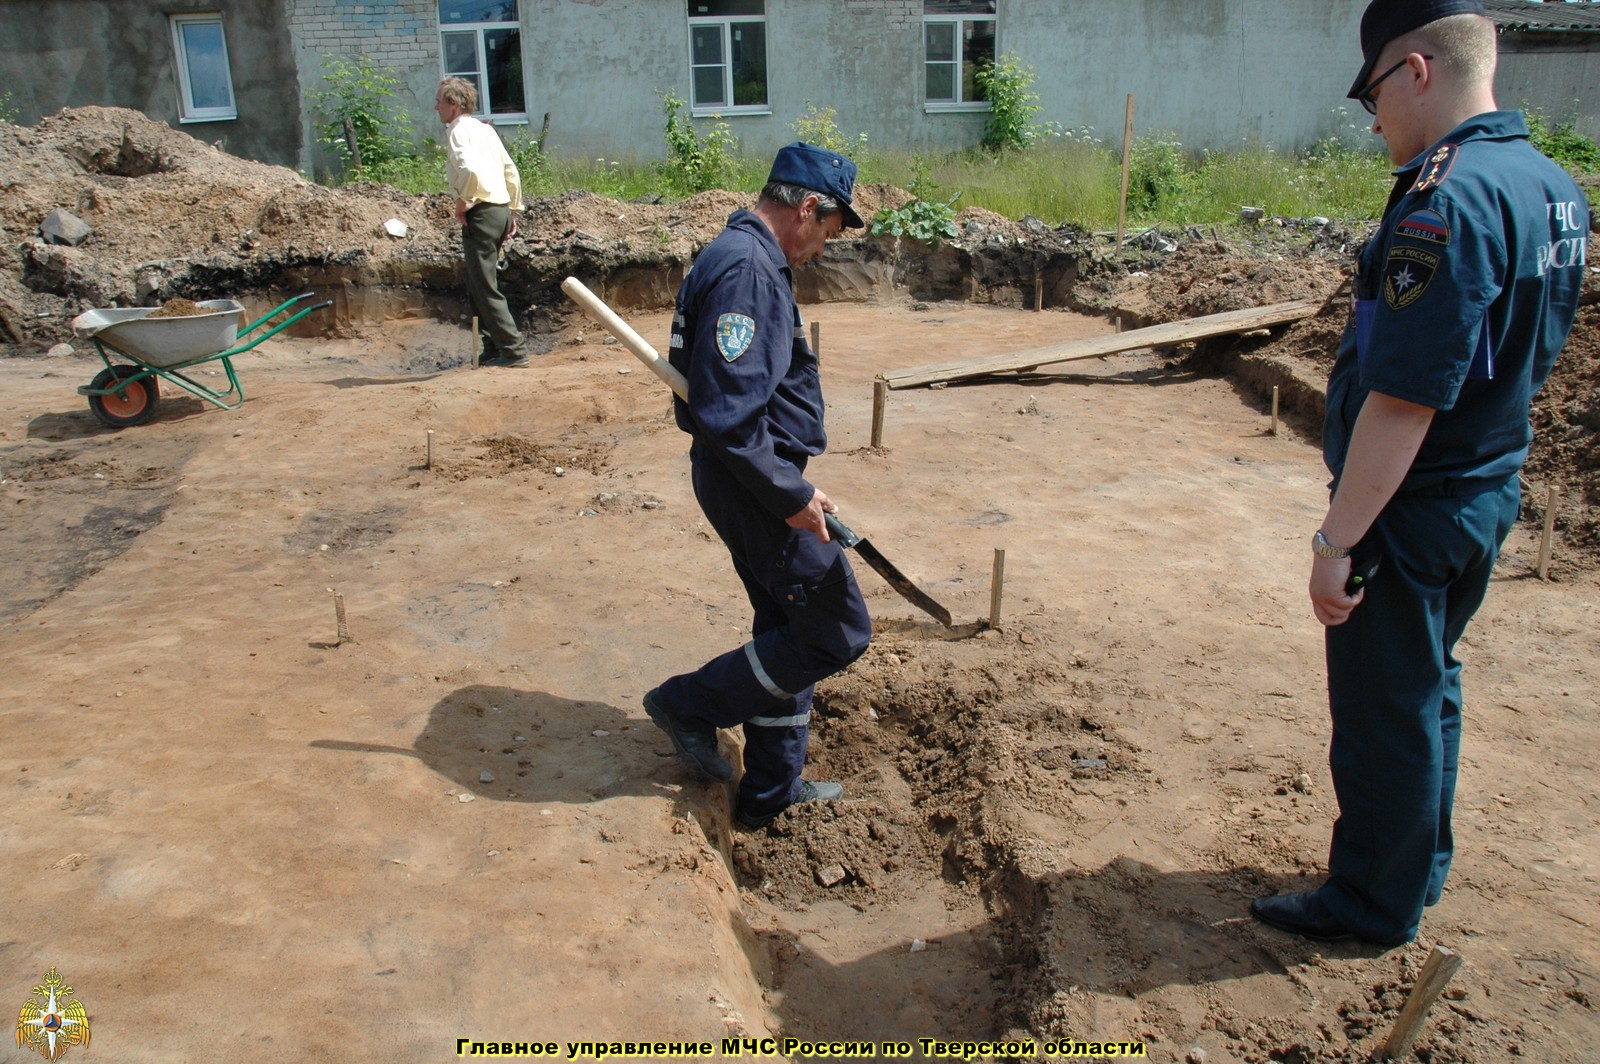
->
xmin=825 ymin=513 xmax=953 ymax=628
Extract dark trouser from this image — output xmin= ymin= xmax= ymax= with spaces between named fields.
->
xmin=462 ymin=202 xmax=523 ymax=357
xmin=655 ymin=449 xmax=872 ymax=819
xmin=1321 ymin=477 xmax=1520 ymax=943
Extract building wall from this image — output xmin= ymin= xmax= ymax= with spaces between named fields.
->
xmin=2 ymin=2 xmax=1593 ymax=175
xmin=1498 ymin=36 xmax=1600 ymax=141
xmin=0 ymin=0 xmax=302 ymax=167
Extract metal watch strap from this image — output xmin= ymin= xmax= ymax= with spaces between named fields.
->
xmin=1313 ymin=530 xmax=1351 ymax=560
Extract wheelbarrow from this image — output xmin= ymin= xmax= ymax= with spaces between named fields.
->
xmin=71 ymin=292 xmax=331 ymax=428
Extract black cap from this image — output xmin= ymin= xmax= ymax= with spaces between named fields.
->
xmin=1348 ymin=0 xmax=1487 ymax=99
xmin=767 ymin=142 xmax=864 ymax=229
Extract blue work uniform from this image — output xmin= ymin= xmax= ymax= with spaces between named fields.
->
xmin=1319 ymin=111 xmax=1587 ymax=943
xmin=652 ymin=210 xmax=872 ymax=820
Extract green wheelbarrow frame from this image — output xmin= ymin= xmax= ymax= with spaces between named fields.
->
xmin=74 ymin=292 xmax=332 ymax=428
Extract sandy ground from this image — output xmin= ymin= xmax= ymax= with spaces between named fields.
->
xmin=3 ymin=296 xmax=1600 ymax=1062
xmin=2 ymin=297 xmax=1597 ymax=1064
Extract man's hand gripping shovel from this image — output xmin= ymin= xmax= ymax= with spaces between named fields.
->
xmin=560 ymin=276 xmax=953 ymax=628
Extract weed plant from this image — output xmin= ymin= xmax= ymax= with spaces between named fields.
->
xmin=1526 ymin=106 xmax=1600 ymax=175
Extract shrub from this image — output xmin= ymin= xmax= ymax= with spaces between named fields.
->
xmin=659 ymin=90 xmax=740 ymax=195
xmin=790 ymin=102 xmax=869 ymax=161
xmin=1526 ymin=107 xmax=1600 ymax=176
xmin=1127 ymin=130 xmax=1193 ymax=218
xmin=975 ymin=54 xmax=1041 ymax=154
xmin=308 ymin=54 xmax=415 ymax=178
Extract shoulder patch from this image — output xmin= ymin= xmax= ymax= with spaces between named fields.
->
xmin=716 ymin=313 xmax=756 ymax=361
xmin=1394 ymin=207 xmax=1450 ymax=246
xmin=1409 ymin=143 xmax=1458 ymax=193
xmin=1384 ymin=246 xmax=1440 ymax=310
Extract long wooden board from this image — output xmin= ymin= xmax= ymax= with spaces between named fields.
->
xmin=880 ymin=299 xmax=1323 ymax=390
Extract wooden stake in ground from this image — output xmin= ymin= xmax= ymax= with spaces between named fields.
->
xmin=989 ymin=548 xmax=1006 ymax=631
xmin=426 ymin=429 xmax=434 ymax=470
xmin=1033 ymin=272 xmax=1044 ymax=312
xmin=1116 ymin=93 xmax=1135 ymax=253
xmin=1270 ymin=385 xmax=1280 ymax=436
xmin=470 ymin=316 xmax=480 ymax=368
xmin=871 ymin=378 xmax=888 ymax=449
xmin=810 ymin=320 xmax=820 ymax=361
xmin=1537 ymin=486 xmax=1558 ymax=580
xmin=334 ymin=591 xmax=353 ymax=646
xmin=1374 ymin=945 xmax=1463 ymax=1062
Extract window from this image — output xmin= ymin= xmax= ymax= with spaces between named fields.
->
xmin=440 ymin=0 xmax=526 ymax=120
xmin=687 ymin=1 xmax=768 ymax=115
xmin=924 ymin=1 xmax=996 ymax=110
xmin=170 ymin=13 xmax=237 ymax=122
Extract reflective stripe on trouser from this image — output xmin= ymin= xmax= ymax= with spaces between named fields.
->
xmin=1321 ymin=477 xmax=1518 ymax=943
xmin=462 ymin=202 xmax=523 ymax=356
xmin=655 ymin=450 xmax=872 ymax=815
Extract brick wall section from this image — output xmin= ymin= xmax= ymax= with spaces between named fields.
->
xmin=288 ymin=0 xmax=438 ymax=66
xmin=287 ymin=0 xmax=442 ymax=171
xmin=847 ymin=0 xmax=918 ymax=29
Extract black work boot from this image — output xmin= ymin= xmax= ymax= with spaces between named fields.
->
xmin=642 ymin=689 xmax=733 ymax=782
xmin=736 ymin=780 xmax=843 ymax=830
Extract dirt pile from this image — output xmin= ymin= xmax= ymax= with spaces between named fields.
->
xmin=0 ymin=108 xmax=1075 ymax=342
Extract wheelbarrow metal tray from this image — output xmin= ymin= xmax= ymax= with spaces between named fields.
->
xmin=72 ymin=300 xmax=246 ymax=368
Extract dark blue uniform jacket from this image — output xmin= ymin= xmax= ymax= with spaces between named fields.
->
xmin=1326 ymin=111 xmax=1588 ymax=491
xmin=668 ymin=210 xmax=823 ymax=520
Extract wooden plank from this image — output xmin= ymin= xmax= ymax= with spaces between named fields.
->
xmin=881 ymin=299 xmax=1322 ymax=390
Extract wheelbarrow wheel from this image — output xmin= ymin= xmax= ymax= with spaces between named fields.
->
xmin=88 ymin=365 xmax=160 ymax=428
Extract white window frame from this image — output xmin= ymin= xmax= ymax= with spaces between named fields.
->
xmin=170 ymin=13 xmax=237 ymax=123
xmin=923 ymin=6 xmax=996 ymax=113
xmin=686 ymin=9 xmax=770 ymax=117
xmin=439 ymin=4 xmax=528 ymax=123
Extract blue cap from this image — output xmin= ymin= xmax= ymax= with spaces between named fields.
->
xmin=767 ymin=142 xmax=864 ymax=229
xmin=1348 ymin=0 xmax=1487 ymax=98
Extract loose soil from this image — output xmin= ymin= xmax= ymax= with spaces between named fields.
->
xmin=2 ymin=108 xmax=1597 ymax=1063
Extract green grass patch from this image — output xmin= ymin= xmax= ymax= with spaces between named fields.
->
xmin=321 ymin=129 xmax=1403 ymax=229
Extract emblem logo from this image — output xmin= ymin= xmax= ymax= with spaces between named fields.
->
xmin=1395 ymin=208 xmax=1450 ymax=246
xmin=1384 ymin=246 xmax=1440 ymax=310
xmin=15 ymin=967 xmax=90 ymax=1061
xmin=715 ymin=313 xmax=756 ymax=362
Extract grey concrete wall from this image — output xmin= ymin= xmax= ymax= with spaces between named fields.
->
xmin=0 ymin=0 xmax=302 ymax=167
xmin=1016 ymin=0 xmax=1370 ymax=154
xmin=515 ymin=0 xmax=1374 ymax=163
xmin=1497 ymin=38 xmax=1600 ymax=142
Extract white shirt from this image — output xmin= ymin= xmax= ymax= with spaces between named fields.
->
xmin=445 ymin=114 xmax=523 ymax=211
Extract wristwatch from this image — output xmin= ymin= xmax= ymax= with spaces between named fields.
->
xmin=1312 ymin=530 xmax=1351 ymax=560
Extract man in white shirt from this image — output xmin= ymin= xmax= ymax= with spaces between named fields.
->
xmin=434 ymin=77 xmax=527 ymax=367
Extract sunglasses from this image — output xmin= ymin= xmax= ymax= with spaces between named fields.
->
xmin=1358 ymin=55 xmax=1434 ymax=115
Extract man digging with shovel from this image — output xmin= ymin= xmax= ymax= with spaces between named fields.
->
xmin=643 ymin=143 xmax=871 ymax=831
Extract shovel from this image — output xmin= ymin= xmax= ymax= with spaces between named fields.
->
xmin=561 ymin=276 xmax=954 ymax=628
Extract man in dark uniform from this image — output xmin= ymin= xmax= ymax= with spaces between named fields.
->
xmin=1251 ymin=0 xmax=1588 ymax=947
xmin=643 ymin=143 xmax=872 ymax=831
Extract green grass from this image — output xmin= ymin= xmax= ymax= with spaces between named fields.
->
xmin=322 ymin=134 xmax=1399 ymax=229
